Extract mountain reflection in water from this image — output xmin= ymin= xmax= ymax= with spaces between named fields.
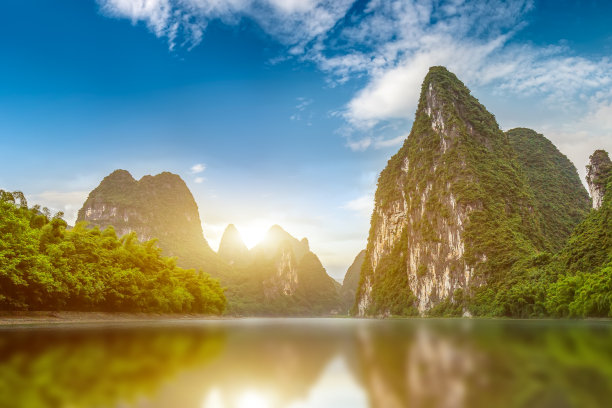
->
xmin=0 ymin=319 xmax=611 ymax=408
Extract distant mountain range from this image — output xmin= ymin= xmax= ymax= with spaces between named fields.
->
xmin=77 ymin=173 xmax=340 ymax=315
xmin=74 ymin=66 xmax=612 ymax=318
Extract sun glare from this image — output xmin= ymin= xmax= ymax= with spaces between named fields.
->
xmin=202 ymin=389 xmax=272 ymax=408
xmin=237 ymin=390 xmax=271 ymax=408
xmin=236 ymin=219 xmax=276 ymax=249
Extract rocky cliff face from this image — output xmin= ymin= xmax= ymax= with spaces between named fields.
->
xmin=586 ymin=150 xmax=612 ymax=209
xmin=77 ymin=169 xmax=218 ymax=271
xmin=355 ymin=67 xmax=544 ymax=316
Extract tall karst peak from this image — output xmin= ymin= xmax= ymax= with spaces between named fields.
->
xmin=419 ymin=66 xmax=498 ymax=142
xmin=586 ymin=149 xmax=612 ymax=209
xmin=218 ymin=224 xmax=249 ymax=265
xmin=355 ymin=66 xmax=545 ymax=316
xmin=77 ymin=169 xmax=218 ymax=272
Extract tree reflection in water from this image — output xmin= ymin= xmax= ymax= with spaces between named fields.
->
xmin=0 ymin=319 xmax=611 ymax=408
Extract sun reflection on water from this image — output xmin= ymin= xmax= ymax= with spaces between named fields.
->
xmin=1 ymin=319 xmax=612 ymax=408
xmin=202 ymin=388 xmax=274 ymax=408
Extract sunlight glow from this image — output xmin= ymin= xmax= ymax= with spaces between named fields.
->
xmin=236 ymin=219 xmax=277 ymax=249
xmin=202 ymin=388 xmax=274 ymax=408
xmin=237 ymin=390 xmax=270 ymax=408
xmin=202 ymin=388 xmax=223 ymax=408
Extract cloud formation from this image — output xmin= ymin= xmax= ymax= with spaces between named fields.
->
xmin=98 ymin=0 xmax=354 ymax=50
xmin=99 ymin=0 xmax=612 ymax=160
xmin=342 ymin=194 xmax=374 ymax=216
xmin=190 ymin=163 xmax=206 ymax=173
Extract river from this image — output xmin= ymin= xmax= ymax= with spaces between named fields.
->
xmin=1 ymin=318 xmax=611 ymax=407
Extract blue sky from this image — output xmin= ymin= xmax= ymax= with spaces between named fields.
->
xmin=1 ymin=0 xmax=611 ymax=279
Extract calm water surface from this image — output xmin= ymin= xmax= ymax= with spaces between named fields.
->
xmin=1 ymin=318 xmax=611 ymax=408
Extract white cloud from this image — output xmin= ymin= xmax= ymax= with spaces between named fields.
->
xmin=190 ymin=163 xmax=206 ymax=173
xmin=194 ymin=176 xmax=206 ymax=183
xmin=341 ymin=194 xmax=374 ymax=216
xmin=374 ymin=134 xmax=406 ymax=149
xmin=98 ymin=0 xmax=354 ymax=50
xmin=315 ymin=0 xmax=610 ymax=130
xmin=99 ymin=0 xmax=612 ymax=158
xmin=345 ymin=133 xmax=406 ymax=151
xmin=291 ymin=97 xmax=314 ymax=121
xmin=296 ymin=97 xmax=312 ymax=111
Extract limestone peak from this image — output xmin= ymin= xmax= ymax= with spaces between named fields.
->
xmin=586 ymin=149 xmax=612 ymax=209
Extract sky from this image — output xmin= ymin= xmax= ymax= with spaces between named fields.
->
xmin=1 ymin=0 xmax=611 ymax=279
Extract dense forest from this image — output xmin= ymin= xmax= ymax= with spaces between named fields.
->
xmin=0 ymin=190 xmax=225 ymax=314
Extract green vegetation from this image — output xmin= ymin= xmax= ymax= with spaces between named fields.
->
xmin=340 ymin=249 xmax=365 ymax=313
xmin=76 ymin=170 xmax=224 ymax=276
xmin=222 ymin=248 xmax=340 ymax=316
xmin=216 ymin=225 xmax=341 ymax=316
xmin=363 ymin=229 xmax=418 ymax=316
xmin=356 ymin=66 xmax=547 ymax=316
xmin=488 ymin=152 xmax=612 ymax=318
xmin=355 ymin=320 xmax=612 ymax=408
xmin=507 ymin=128 xmax=591 ymax=252
xmin=72 ymin=170 xmax=342 ymax=316
xmin=0 ymin=327 xmax=224 ymax=408
xmin=0 ymin=190 xmax=225 ymax=313
xmin=355 ymin=66 xmax=611 ymax=319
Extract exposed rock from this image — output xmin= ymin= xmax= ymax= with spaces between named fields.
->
xmin=262 ymin=240 xmax=299 ymax=298
xmin=355 ymin=66 xmax=545 ymax=316
xmin=77 ymin=169 xmax=218 ymax=271
xmin=586 ymin=150 xmax=612 ymax=210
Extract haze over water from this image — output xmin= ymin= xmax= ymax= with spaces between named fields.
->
xmin=1 ymin=318 xmax=611 ymax=408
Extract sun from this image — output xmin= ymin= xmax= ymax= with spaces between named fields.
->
xmin=236 ymin=219 xmax=275 ymax=249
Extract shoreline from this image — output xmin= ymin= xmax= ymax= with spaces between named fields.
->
xmin=1 ymin=311 xmax=611 ymax=327
xmin=0 ymin=311 xmax=228 ymax=326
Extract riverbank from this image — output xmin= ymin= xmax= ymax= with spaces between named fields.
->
xmin=0 ymin=311 xmax=226 ymax=326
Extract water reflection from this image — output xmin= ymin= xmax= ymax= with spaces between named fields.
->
xmin=0 ymin=319 xmax=611 ymax=408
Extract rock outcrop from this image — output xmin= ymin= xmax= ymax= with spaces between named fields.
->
xmin=355 ymin=66 xmax=545 ymax=316
xmin=77 ymin=170 xmax=219 ymax=271
xmin=586 ymin=150 xmax=612 ymax=209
